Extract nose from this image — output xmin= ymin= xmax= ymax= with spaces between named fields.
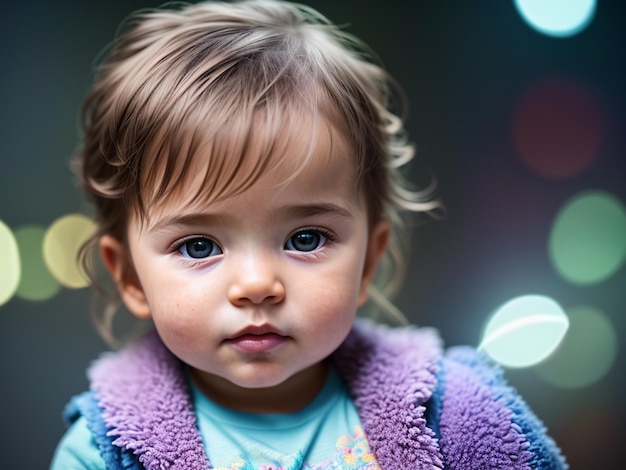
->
xmin=227 ymin=254 xmax=286 ymax=307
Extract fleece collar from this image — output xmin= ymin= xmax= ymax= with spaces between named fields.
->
xmin=89 ymin=331 xmax=210 ymax=469
xmin=333 ymin=320 xmax=445 ymax=470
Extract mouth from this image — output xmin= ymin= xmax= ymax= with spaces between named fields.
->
xmin=225 ymin=325 xmax=288 ymax=353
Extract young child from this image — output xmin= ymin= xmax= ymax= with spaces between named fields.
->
xmin=51 ymin=0 xmax=567 ymax=468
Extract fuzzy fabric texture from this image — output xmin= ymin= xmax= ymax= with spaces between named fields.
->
xmin=439 ymin=348 xmax=567 ymax=470
xmin=65 ymin=392 xmax=143 ymax=469
xmin=438 ymin=351 xmax=532 ymax=469
xmin=333 ymin=320 xmax=445 ymax=469
xmin=67 ymin=319 xmax=567 ymax=469
xmin=88 ymin=332 xmax=211 ymax=469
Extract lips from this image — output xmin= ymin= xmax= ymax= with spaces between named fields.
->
xmin=225 ymin=325 xmax=288 ymax=353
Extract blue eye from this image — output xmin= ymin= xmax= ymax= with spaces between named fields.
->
xmin=285 ymin=230 xmax=327 ymax=252
xmin=178 ymin=237 xmax=222 ymax=259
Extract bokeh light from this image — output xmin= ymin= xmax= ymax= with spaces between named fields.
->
xmin=14 ymin=225 xmax=61 ymax=301
xmin=42 ymin=213 xmax=96 ymax=289
xmin=535 ymin=305 xmax=618 ymax=388
xmin=549 ymin=191 xmax=626 ymax=285
xmin=512 ymin=78 xmax=603 ymax=180
xmin=514 ymin=0 xmax=596 ymax=38
xmin=0 ymin=220 xmax=21 ymax=306
xmin=479 ymin=295 xmax=569 ymax=368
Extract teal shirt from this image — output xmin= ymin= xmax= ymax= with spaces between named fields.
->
xmin=192 ymin=366 xmax=377 ymax=469
xmin=50 ymin=366 xmax=378 ymax=469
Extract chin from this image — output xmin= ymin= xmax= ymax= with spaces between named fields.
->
xmin=228 ymin=369 xmax=293 ymax=390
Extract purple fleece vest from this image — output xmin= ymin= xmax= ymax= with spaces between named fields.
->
xmin=80 ymin=319 xmax=567 ymax=469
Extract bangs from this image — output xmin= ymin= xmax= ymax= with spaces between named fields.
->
xmin=137 ymin=88 xmax=343 ymax=223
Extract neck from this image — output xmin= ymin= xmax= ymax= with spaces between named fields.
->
xmin=189 ymin=361 xmax=329 ymax=414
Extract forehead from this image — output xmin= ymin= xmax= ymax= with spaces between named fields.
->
xmin=139 ymin=109 xmax=359 ymax=224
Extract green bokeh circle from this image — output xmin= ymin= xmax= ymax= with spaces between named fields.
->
xmin=549 ymin=191 xmax=626 ymax=285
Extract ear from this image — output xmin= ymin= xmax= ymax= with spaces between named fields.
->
xmin=99 ymin=235 xmax=152 ymax=319
xmin=357 ymin=220 xmax=390 ymax=306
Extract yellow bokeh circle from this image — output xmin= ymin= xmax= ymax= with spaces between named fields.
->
xmin=43 ymin=213 xmax=96 ymax=288
xmin=0 ymin=220 xmax=21 ymax=306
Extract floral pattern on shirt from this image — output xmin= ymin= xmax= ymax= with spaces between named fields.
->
xmin=308 ymin=425 xmax=380 ymax=469
xmin=214 ymin=426 xmax=379 ymax=470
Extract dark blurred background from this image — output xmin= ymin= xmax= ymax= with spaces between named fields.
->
xmin=1 ymin=0 xmax=624 ymax=468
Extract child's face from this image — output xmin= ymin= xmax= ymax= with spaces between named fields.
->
xmin=101 ymin=124 xmax=388 ymax=410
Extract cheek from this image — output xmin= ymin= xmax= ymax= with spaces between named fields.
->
xmin=298 ymin=264 xmax=361 ymax=333
xmin=143 ymin=280 xmax=212 ymax=339
xmin=307 ymin=295 xmax=357 ymax=357
xmin=304 ymin=265 xmax=360 ymax=306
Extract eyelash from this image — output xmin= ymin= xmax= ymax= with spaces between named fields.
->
xmin=285 ymin=226 xmax=337 ymax=251
xmin=171 ymin=235 xmax=222 ymax=259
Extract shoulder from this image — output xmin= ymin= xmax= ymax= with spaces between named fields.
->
xmin=55 ymin=390 xmax=144 ymax=470
xmin=338 ymin=321 xmax=568 ymax=469
xmin=50 ymin=415 xmax=106 ymax=470
xmin=432 ymin=346 xmax=568 ymax=469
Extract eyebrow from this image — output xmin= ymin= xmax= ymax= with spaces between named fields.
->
xmin=148 ymin=202 xmax=353 ymax=233
xmin=279 ymin=203 xmax=353 ymax=220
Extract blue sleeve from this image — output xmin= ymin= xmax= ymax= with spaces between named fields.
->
xmin=51 ymin=391 xmax=142 ymax=470
xmin=49 ymin=416 xmax=106 ymax=470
